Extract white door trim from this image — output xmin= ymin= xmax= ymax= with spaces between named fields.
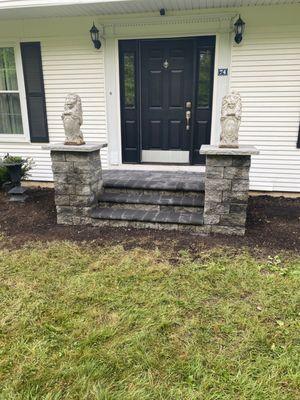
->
xmin=102 ymin=12 xmax=233 ymax=167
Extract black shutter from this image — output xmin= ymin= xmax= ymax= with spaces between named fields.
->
xmin=297 ymin=121 xmax=300 ymax=149
xmin=20 ymin=42 xmax=49 ymax=143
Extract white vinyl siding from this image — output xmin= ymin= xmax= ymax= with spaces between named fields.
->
xmin=0 ymin=36 xmax=108 ymax=181
xmin=230 ymin=28 xmax=300 ymax=192
xmin=0 ymin=8 xmax=299 ymax=193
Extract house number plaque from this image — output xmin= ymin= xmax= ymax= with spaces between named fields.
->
xmin=218 ymin=68 xmax=228 ymax=76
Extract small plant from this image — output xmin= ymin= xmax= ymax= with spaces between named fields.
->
xmin=0 ymin=165 xmax=9 ymax=185
xmin=21 ymin=157 xmax=34 ymax=180
xmin=2 ymin=154 xmax=24 ymax=165
xmin=0 ymin=153 xmax=34 ymax=186
xmin=265 ymin=255 xmax=288 ymax=275
xmin=267 ymin=255 xmax=282 ymax=268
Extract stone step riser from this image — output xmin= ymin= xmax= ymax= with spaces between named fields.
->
xmin=103 ymin=187 xmax=203 ymax=198
xmin=90 ymin=219 xmax=210 ymax=233
xmin=91 ymin=207 xmax=204 ymax=226
xmin=98 ymin=202 xmax=203 ymax=213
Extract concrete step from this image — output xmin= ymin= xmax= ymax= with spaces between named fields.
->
xmin=99 ymin=192 xmax=204 ymax=208
xmin=102 ymin=170 xmax=205 ymax=194
xmin=91 ymin=207 xmax=204 ymax=226
xmin=103 ymin=179 xmax=204 ymax=192
xmin=103 ymin=187 xmax=202 ymax=198
xmin=95 ymin=171 xmax=206 ymax=231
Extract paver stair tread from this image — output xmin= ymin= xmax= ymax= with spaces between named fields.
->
xmin=102 ymin=170 xmax=205 ymax=192
xmin=91 ymin=207 xmax=204 ymax=225
xmin=99 ymin=192 xmax=204 ymax=207
xmin=103 ymin=179 xmax=204 ymax=192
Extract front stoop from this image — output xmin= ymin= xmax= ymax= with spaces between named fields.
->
xmin=90 ymin=170 xmax=206 ymax=233
xmin=45 ymin=144 xmax=258 ymax=235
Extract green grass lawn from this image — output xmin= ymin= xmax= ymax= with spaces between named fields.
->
xmin=0 ymin=239 xmax=299 ymax=400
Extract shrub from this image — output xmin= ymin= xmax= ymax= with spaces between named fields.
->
xmin=0 ymin=165 xmax=9 ymax=185
xmin=0 ymin=154 xmax=34 ymax=185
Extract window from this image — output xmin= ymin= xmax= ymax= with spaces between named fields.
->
xmin=197 ymin=49 xmax=213 ymax=108
xmin=123 ymin=53 xmax=135 ymax=108
xmin=0 ymin=47 xmax=23 ymax=135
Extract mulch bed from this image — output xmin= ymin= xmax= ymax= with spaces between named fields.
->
xmin=0 ymin=188 xmax=299 ymax=255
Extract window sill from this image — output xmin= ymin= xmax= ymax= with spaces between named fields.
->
xmin=0 ymin=135 xmax=30 ymax=144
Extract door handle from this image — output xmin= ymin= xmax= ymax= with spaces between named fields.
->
xmin=186 ymin=110 xmax=191 ymax=131
xmin=185 ymin=101 xmax=192 ymax=131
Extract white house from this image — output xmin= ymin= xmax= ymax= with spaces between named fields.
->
xmin=0 ymin=0 xmax=299 ymax=193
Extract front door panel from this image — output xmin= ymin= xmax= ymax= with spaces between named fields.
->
xmin=119 ymin=37 xmax=215 ymax=165
xmin=141 ymin=40 xmax=193 ymax=162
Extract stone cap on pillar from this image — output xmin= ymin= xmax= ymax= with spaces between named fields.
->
xmin=42 ymin=142 xmax=108 ymax=152
xmin=200 ymin=145 xmax=259 ymax=156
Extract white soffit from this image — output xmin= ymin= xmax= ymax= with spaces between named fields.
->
xmin=0 ymin=0 xmax=298 ymax=19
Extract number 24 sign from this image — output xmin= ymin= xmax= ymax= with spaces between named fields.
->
xmin=218 ymin=68 xmax=228 ymax=76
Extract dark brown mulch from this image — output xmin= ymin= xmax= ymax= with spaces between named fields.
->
xmin=0 ymin=188 xmax=299 ymax=255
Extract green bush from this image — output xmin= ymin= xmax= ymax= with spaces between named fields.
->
xmin=0 ymin=154 xmax=34 ymax=185
xmin=0 ymin=165 xmax=9 ymax=185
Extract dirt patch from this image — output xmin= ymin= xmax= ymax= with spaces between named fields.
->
xmin=0 ymin=188 xmax=299 ymax=255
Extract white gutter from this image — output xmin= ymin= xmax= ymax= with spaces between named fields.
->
xmin=0 ymin=0 xmax=136 ymax=10
xmin=0 ymin=0 xmax=297 ymax=10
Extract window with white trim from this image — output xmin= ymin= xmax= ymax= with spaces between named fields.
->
xmin=0 ymin=47 xmax=23 ymax=135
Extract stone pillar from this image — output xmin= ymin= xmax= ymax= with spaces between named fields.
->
xmin=44 ymin=143 xmax=107 ymax=225
xmin=200 ymin=145 xmax=259 ymax=236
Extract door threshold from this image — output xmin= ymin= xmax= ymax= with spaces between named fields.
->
xmin=142 ymin=150 xmax=190 ymax=164
xmin=109 ymin=164 xmax=205 ymax=172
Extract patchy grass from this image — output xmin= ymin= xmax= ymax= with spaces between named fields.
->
xmin=0 ymin=242 xmax=299 ymax=400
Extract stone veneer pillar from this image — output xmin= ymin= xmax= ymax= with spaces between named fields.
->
xmin=44 ymin=143 xmax=107 ymax=225
xmin=200 ymin=145 xmax=259 ymax=236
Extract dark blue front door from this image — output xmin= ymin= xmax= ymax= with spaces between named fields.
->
xmin=119 ymin=36 xmax=215 ymax=164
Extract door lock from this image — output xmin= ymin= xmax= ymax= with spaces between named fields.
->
xmin=186 ymin=110 xmax=191 ymax=131
xmin=185 ymin=101 xmax=192 ymax=131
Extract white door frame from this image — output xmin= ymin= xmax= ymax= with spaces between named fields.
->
xmin=102 ymin=12 xmax=234 ymax=166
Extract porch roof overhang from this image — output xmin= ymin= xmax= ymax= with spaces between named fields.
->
xmin=0 ymin=0 xmax=298 ymax=20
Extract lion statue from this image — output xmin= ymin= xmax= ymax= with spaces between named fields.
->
xmin=62 ymin=93 xmax=85 ymax=145
xmin=219 ymin=91 xmax=242 ymax=148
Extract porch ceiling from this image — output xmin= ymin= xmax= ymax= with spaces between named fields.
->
xmin=0 ymin=0 xmax=298 ymax=20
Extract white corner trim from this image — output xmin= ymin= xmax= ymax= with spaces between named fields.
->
xmin=104 ymin=37 xmax=123 ymax=166
xmin=210 ymin=32 xmax=232 ymax=146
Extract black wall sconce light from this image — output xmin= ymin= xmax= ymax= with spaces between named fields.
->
xmin=234 ymin=15 xmax=245 ymax=44
xmin=90 ymin=22 xmax=101 ymax=49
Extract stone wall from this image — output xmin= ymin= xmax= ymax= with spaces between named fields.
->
xmin=203 ymin=155 xmax=251 ymax=236
xmin=49 ymin=145 xmax=104 ymax=225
